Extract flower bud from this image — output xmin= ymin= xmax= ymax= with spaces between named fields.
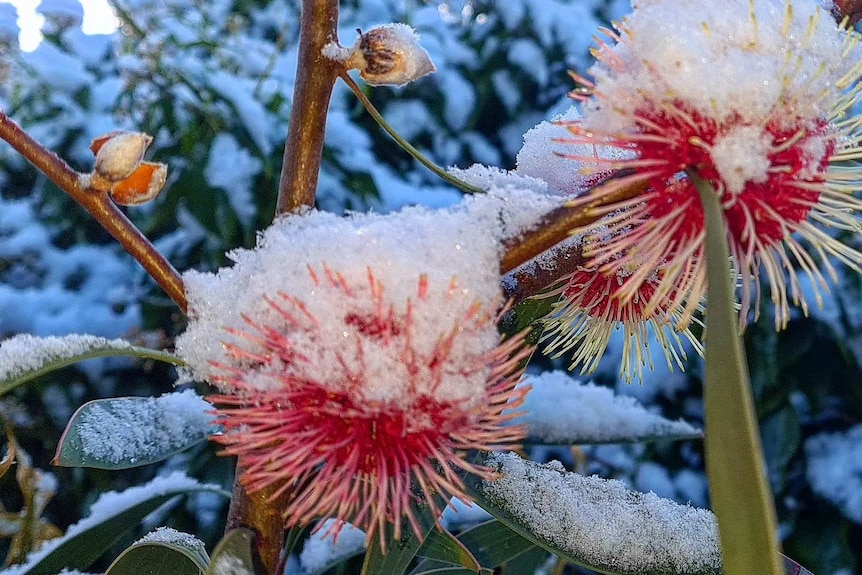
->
xmin=108 ymin=161 xmax=167 ymax=206
xmin=91 ymin=131 xmax=153 ymax=183
xmin=348 ymin=24 xmax=435 ymax=86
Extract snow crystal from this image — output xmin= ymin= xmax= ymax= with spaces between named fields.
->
xmin=582 ymin=0 xmax=858 ymax=132
xmin=211 ymin=555 xmax=253 ymax=575
xmin=176 ymin=192 xmax=552 ymax=407
xmin=299 ymin=519 xmax=365 ymax=575
xmin=514 ymin=371 xmax=701 ymax=444
xmin=709 ymin=125 xmax=771 ymax=194
xmin=805 ymin=424 xmax=862 ymax=523
xmin=136 ymin=526 xmax=206 ymax=553
xmin=0 ymin=334 xmax=133 ymax=383
xmin=6 ymin=472 xmax=219 ymax=575
xmin=449 ymin=164 xmax=548 ymax=195
xmin=483 ymin=452 xmax=722 ymax=573
xmin=321 ymin=41 xmax=351 ymax=63
xmin=204 ymin=133 xmax=261 ymax=227
xmin=77 ymin=390 xmax=213 ymax=465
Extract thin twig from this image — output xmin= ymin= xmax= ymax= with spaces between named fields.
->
xmin=275 ymin=0 xmax=340 ymax=214
xmin=340 ymin=71 xmax=483 ymax=195
xmin=0 ymin=111 xmax=187 ymax=313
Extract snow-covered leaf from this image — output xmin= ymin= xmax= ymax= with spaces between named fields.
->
xmin=7 ymin=472 xmax=228 ymax=575
xmin=0 ymin=334 xmax=183 ymax=396
xmin=515 ymin=372 xmax=702 ymax=444
xmin=205 ymin=529 xmax=255 ymax=575
xmin=54 ymin=391 xmax=214 ymax=470
xmin=466 ymin=452 xmax=722 ymax=575
xmin=106 ymin=527 xmax=208 ymax=575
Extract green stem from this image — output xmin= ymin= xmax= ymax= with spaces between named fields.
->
xmin=688 ymin=170 xmax=783 ymax=575
xmin=339 ymin=72 xmax=483 ymax=195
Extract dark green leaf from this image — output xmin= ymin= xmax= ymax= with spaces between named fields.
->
xmin=106 ymin=529 xmax=208 ymax=575
xmin=416 ymin=526 xmax=479 ymax=571
xmin=54 ymin=392 xmax=214 ymax=470
xmin=0 ymin=335 xmax=183 ymax=396
xmin=361 ymin=496 xmax=445 ymax=575
xmin=16 ymin=475 xmax=227 ymax=575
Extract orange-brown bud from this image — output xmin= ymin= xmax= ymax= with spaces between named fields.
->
xmin=91 ymin=131 xmax=153 ymax=182
xmin=108 ymin=162 xmax=167 ymax=206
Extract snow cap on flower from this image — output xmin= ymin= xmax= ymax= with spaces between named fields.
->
xmin=565 ymin=0 xmax=862 ymax=329
xmin=176 ymin=191 xmax=548 ymax=546
xmin=343 ymin=23 xmax=436 ymax=86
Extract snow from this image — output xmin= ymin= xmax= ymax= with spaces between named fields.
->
xmin=204 ymin=133 xmax=261 ymax=227
xmin=298 ymin=519 xmax=365 ymax=575
xmin=136 ymin=526 xmax=206 ymax=553
xmin=210 ymin=555 xmax=253 ymax=575
xmin=581 ymin=0 xmax=859 ymax=132
xmin=0 ymin=334 xmax=133 ymax=383
xmin=176 ymin=189 xmax=551 ymax=406
xmin=709 ymin=125 xmax=772 ymax=194
xmin=76 ymin=390 xmax=213 ymax=465
xmin=482 ymin=452 xmax=722 ymax=574
xmin=805 ymin=423 xmax=862 ymax=523
xmin=514 ymin=371 xmax=701 ymax=444
xmin=6 ymin=472 xmax=220 ymax=574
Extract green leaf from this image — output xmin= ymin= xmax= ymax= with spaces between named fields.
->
xmin=411 ymin=520 xmax=536 ymax=575
xmin=690 ymin=171 xmax=784 ymax=575
xmin=464 ymin=451 xmax=722 ymax=575
xmin=53 ymin=391 xmax=214 ymax=470
xmin=106 ymin=528 xmax=209 ymax=575
xmin=0 ymin=334 xmax=183 ymax=396
xmin=416 ymin=526 xmax=480 ymax=571
xmin=361 ymin=496 xmax=445 ymax=575
xmin=15 ymin=473 xmax=228 ymax=575
xmin=495 ymin=546 xmax=549 ymax=574
xmin=205 ymin=529 xmax=256 ymax=575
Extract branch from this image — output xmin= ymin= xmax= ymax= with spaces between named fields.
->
xmin=225 ymin=475 xmax=291 ymax=575
xmin=275 ymin=0 xmax=341 ymax=214
xmin=0 ymin=111 xmax=187 ymax=313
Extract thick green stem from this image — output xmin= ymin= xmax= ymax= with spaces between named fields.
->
xmin=689 ymin=170 xmax=783 ymax=575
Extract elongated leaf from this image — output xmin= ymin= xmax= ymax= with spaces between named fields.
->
xmin=106 ymin=527 xmax=209 ymax=575
xmin=361 ymin=496 xmax=445 ymax=575
xmin=54 ymin=391 xmax=214 ymax=470
xmin=0 ymin=334 xmax=183 ymax=396
xmin=690 ymin=171 xmax=783 ymax=575
xmin=781 ymin=554 xmax=815 ymax=575
xmin=466 ymin=452 xmax=722 ymax=575
xmin=12 ymin=472 xmax=228 ymax=575
xmin=411 ymin=520 xmax=536 ymax=575
xmin=516 ymin=372 xmax=702 ymax=445
xmin=205 ymin=529 xmax=255 ymax=575
xmin=416 ymin=526 xmax=480 ymax=571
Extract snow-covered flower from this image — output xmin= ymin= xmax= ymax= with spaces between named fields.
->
xmin=563 ymin=0 xmax=862 ymax=330
xmin=175 ymin=202 xmax=537 ymax=547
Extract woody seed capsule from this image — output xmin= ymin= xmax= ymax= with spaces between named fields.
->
xmin=92 ymin=131 xmax=153 ymax=182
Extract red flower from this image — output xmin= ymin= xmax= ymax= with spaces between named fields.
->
xmin=207 ymin=267 xmax=530 ymax=548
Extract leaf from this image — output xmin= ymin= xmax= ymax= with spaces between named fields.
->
xmin=411 ymin=520 xmax=536 ymax=575
xmin=465 ymin=451 xmax=722 ymax=575
xmin=106 ymin=528 xmax=209 ymax=575
xmin=205 ymin=529 xmax=255 ymax=575
xmin=516 ymin=372 xmax=702 ymax=445
xmin=13 ymin=472 xmax=228 ymax=575
xmin=416 ymin=526 xmax=480 ymax=572
xmin=360 ymin=496 xmax=445 ymax=575
xmin=54 ymin=391 xmax=214 ymax=470
xmin=690 ymin=171 xmax=784 ymax=575
xmin=780 ymin=554 xmax=816 ymax=575
xmin=0 ymin=334 xmax=183 ymax=396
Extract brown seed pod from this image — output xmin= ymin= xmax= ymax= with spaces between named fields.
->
xmin=349 ymin=24 xmax=436 ymax=87
xmin=108 ymin=161 xmax=167 ymax=206
xmin=91 ymin=131 xmax=153 ymax=182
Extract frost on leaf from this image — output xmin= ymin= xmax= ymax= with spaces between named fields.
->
xmin=481 ymin=452 xmax=722 ymax=575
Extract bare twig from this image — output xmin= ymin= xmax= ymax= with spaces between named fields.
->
xmin=0 ymin=111 xmax=187 ymax=313
xmin=275 ymin=0 xmax=341 ymax=214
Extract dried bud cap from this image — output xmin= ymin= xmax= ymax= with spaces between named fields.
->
xmin=347 ymin=23 xmax=435 ymax=86
xmin=108 ymin=162 xmax=167 ymax=206
xmin=92 ymin=131 xmax=153 ymax=182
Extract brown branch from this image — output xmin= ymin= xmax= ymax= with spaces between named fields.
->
xmin=500 ymin=176 xmax=650 ymax=305
xmin=225 ymin=474 xmax=290 ymax=575
xmin=275 ymin=0 xmax=341 ymax=215
xmin=0 ymin=111 xmax=187 ymax=313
